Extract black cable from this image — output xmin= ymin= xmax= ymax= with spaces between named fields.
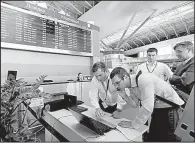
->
xmin=51 ymin=115 xmax=73 ymax=141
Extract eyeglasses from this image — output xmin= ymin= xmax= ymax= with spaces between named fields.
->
xmin=113 ymin=79 xmax=122 ymax=86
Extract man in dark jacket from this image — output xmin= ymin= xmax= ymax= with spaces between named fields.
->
xmin=169 ymin=41 xmax=194 ymax=102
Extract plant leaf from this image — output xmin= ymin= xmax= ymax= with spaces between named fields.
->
xmin=9 ymin=119 xmax=18 ymax=124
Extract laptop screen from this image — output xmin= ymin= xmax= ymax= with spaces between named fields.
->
xmin=64 ymin=94 xmax=77 ymax=107
xmin=69 ymin=108 xmax=115 ymax=135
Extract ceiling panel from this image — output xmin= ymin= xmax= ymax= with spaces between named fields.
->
xmin=99 ymin=1 xmax=194 ymax=52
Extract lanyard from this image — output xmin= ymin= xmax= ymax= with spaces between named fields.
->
xmin=146 ymin=62 xmax=157 ymax=73
xmin=100 ymin=79 xmax=110 ymax=101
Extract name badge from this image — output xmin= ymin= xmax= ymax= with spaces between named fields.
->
xmin=102 ymin=101 xmax=108 ymax=108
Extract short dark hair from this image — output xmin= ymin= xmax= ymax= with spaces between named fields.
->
xmin=92 ymin=62 xmax=107 ymax=73
xmin=110 ymin=67 xmax=129 ymax=80
xmin=78 ymin=72 xmax=82 ymax=76
xmin=147 ymin=48 xmax=158 ymax=54
xmin=173 ymin=41 xmax=193 ymax=51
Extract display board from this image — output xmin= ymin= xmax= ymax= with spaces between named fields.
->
xmin=1 ymin=4 xmax=91 ymax=53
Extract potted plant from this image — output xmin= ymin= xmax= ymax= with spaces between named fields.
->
xmin=1 ymin=75 xmax=51 ymax=142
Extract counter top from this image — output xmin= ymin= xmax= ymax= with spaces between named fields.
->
xmin=24 ymin=80 xmax=91 ymax=86
xmin=45 ymin=104 xmax=149 ymax=142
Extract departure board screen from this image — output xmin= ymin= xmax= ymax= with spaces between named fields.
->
xmin=1 ymin=5 xmax=92 ymax=53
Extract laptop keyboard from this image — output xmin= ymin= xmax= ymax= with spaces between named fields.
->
xmin=90 ymin=119 xmax=111 ymax=135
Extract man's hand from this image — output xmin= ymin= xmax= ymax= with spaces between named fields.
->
xmin=170 ymin=75 xmax=182 ymax=84
xmin=95 ymin=108 xmax=105 ymax=117
xmin=118 ymin=120 xmax=133 ymax=128
xmin=181 ymin=72 xmax=187 ymax=85
xmin=112 ymin=109 xmax=122 ymax=119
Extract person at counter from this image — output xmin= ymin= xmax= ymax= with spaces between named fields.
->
xmin=136 ymin=48 xmax=173 ymax=81
xmin=7 ymin=71 xmax=17 ymax=81
xmin=89 ymin=62 xmax=126 ymax=118
xmin=77 ymin=72 xmax=83 ymax=81
xmin=110 ymin=67 xmax=184 ymax=142
xmin=169 ymin=41 xmax=194 ymax=102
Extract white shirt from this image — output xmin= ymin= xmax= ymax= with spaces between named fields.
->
xmin=89 ymin=76 xmax=126 ymax=110
xmin=129 ymin=73 xmax=184 ymax=129
xmin=136 ymin=61 xmax=173 ymax=81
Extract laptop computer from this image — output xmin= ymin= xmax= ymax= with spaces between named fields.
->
xmin=69 ymin=107 xmax=116 ymax=135
xmin=63 ymin=93 xmax=84 ymax=105
xmin=50 ymin=92 xmax=84 ymax=105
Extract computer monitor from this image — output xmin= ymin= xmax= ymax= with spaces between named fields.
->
xmin=43 ymin=94 xmax=77 ymax=112
xmin=64 ymin=94 xmax=77 ymax=107
xmin=64 ymin=94 xmax=84 ymax=105
xmin=7 ymin=70 xmax=17 ymax=81
xmin=69 ymin=107 xmax=116 ymax=135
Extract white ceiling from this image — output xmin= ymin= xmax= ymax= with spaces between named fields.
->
xmin=79 ymin=1 xmax=189 ymax=39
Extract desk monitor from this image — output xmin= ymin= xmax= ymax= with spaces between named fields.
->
xmin=69 ymin=108 xmax=116 ymax=135
xmin=44 ymin=94 xmax=77 ymax=112
xmin=64 ymin=94 xmax=77 ymax=107
xmin=64 ymin=94 xmax=84 ymax=106
xmin=7 ymin=70 xmax=17 ymax=81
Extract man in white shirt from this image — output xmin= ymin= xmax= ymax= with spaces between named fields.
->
xmin=110 ymin=67 xmax=184 ymax=142
xmin=89 ymin=62 xmax=126 ymax=118
xmin=136 ymin=48 xmax=173 ymax=81
xmin=135 ymin=48 xmax=173 ymax=140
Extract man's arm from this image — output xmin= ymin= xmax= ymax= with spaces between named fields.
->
xmin=131 ymin=80 xmax=155 ymax=129
xmin=116 ymin=89 xmax=139 ymax=108
xmin=89 ymin=77 xmax=100 ymax=109
xmin=170 ymin=63 xmax=194 ymax=92
xmin=164 ymin=63 xmax=173 ymax=81
xmin=116 ymin=94 xmax=127 ymax=110
xmin=135 ymin=64 xmax=141 ymax=75
xmin=181 ymin=63 xmax=194 ymax=87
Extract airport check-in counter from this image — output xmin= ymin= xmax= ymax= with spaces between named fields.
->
xmin=18 ymin=80 xmax=92 ymax=129
xmin=19 ymin=79 xmax=140 ymax=140
xmin=39 ymin=80 xmax=139 ymax=120
xmin=20 ymin=81 xmax=141 ymax=141
xmin=43 ymin=104 xmax=148 ymax=142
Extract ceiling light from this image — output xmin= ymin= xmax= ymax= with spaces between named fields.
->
xmin=152 ymin=16 xmax=162 ymax=22
xmin=178 ymin=4 xmax=192 ymax=12
xmin=25 ymin=1 xmax=37 ymax=4
xmin=58 ymin=10 xmax=65 ymax=15
xmin=180 ymin=9 xmax=194 ymax=16
xmin=37 ymin=2 xmax=47 ymax=9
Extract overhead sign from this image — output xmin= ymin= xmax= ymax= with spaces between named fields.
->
xmin=3 ymin=1 xmax=99 ymax=31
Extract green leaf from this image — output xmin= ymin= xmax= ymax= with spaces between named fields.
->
xmin=1 ymin=106 xmax=7 ymax=113
xmin=9 ymin=119 xmax=18 ymax=124
xmin=17 ymin=109 xmax=26 ymax=113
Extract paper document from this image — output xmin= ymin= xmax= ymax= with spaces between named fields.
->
xmin=100 ymin=116 xmax=148 ymax=141
xmin=116 ymin=125 xmax=148 ymax=141
xmin=99 ymin=115 xmax=130 ymax=126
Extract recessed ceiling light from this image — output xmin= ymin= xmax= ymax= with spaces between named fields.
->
xmin=58 ymin=10 xmax=65 ymax=15
xmin=37 ymin=2 xmax=47 ymax=9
